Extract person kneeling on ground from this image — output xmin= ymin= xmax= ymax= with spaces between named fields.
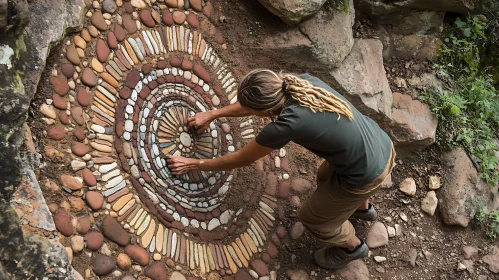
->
xmin=166 ymin=69 xmax=396 ymax=269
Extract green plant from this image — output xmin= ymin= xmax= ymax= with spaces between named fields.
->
xmin=473 ymin=208 xmax=499 ymax=239
xmin=421 ymin=15 xmax=499 ymax=185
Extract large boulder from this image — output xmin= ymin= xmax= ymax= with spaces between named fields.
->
xmin=329 ymin=39 xmax=393 ymax=126
xmin=439 ymin=147 xmax=499 ymax=227
xmin=257 ymin=0 xmax=355 ymax=70
xmin=257 ymin=0 xmax=327 ymax=25
xmin=385 ymin=92 xmax=437 ymax=149
xmin=378 ymin=32 xmax=442 ymax=61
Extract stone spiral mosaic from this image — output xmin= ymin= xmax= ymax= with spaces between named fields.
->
xmin=38 ymin=0 xmax=291 ymax=278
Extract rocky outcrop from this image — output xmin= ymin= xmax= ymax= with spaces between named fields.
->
xmin=386 ymin=92 xmax=437 ymax=148
xmin=329 ymin=39 xmax=393 ymax=125
xmin=440 ymin=147 xmax=499 ymax=227
xmin=257 ymin=0 xmax=327 ymax=25
xmin=258 ymin=0 xmax=355 ymax=69
xmin=0 ymin=0 xmax=87 ymax=278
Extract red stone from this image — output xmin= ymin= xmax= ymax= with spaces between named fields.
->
xmin=172 ymin=11 xmax=186 ymax=24
xmin=192 ymin=64 xmax=210 ymax=83
xmin=50 ymin=75 xmax=69 ymax=96
xmin=71 ymin=106 xmax=84 ymax=125
xmin=82 ymin=168 xmax=97 ymax=186
xmin=59 ymin=111 xmax=69 ymax=124
xmin=74 ymin=128 xmax=85 ymax=141
xmin=250 ymin=259 xmax=269 ymax=277
xmin=125 ymin=245 xmax=150 ymax=266
xmin=186 ymin=13 xmax=199 ymax=28
xmin=47 ymin=125 xmax=66 ymax=140
xmin=189 ymin=0 xmax=202 ymax=12
xmin=141 ymin=64 xmax=152 ymax=74
xmin=54 ymin=209 xmax=73 ymax=237
xmin=119 ymin=88 xmax=131 ymax=99
xmin=77 ymin=215 xmax=92 ymax=234
xmin=140 ymin=10 xmax=155 ymax=27
xmin=144 ymin=262 xmax=167 ymax=280
xmin=203 ymin=2 xmax=214 ymax=17
xmin=277 ymin=181 xmax=290 ymax=198
xmin=81 ymin=67 xmax=97 ymax=87
xmin=93 ymin=255 xmax=116 ymax=276
xmin=157 ymin=59 xmax=167 ymax=69
xmin=102 ymin=216 xmax=130 ymax=246
xmin=91 ymin=11 xmax=108 ymax=31
xmin=181 ymin=60 xmax=193 ymax=70
xmin=61 ymin=63 xmax=75 ymax=78
xmin=162 ymin=9 xmax=173 ymax=26
xmin=72 ymin=142 xmax=90 ymax=156
xmin=76 ymin=87 xmax=90 ymax=107
xmin=170 ymin=57 xmax=181 ymax=67
xmin=148 ymin=80 xmax=158 ymax=90
xmin=123 ymin=1 xmax=133 ymax=13
xmin=261 ymin=253 xmax=271 ymax=263
xmin=52 ymin=94 xmax=66 ymax=110
xmin=234 ymin=270 xmax=252 ymax=280
xmin=265 ymin=242 xmax=278 ymax=258
xmin=214 ymin=33 xmax=225 ymax=44
xmin=126 ymin=70 xmax=141 ymax=88
xmin=96 ymin=39 xmax=110 ymax=63
xmin=114 ymin=24 xmax=126 ymax=41
xmin=276 ymin=225 xmax=287 ymax=238
xmin=107 ymin=31 xmax=118 ymax=49
xmin=122 ymin=14 xmax=137 ymax=34
xmin=85 ymin=231 xmax=104 ymax=250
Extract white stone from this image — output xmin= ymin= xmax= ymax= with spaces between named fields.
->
xmin=125 ymin=120 xmax=134 ymax=132
xmin=399 ymin=177 xmax=416 ymax=196
xmin=421 ymin=191 xmax=438 ymax=216
xmin=429 ymin=175 xmax=441 ymax=190
xmin=207 ymin=218 xmax=221 ymax=231
xmin=374 ymin=256 xmax=387 ymax=263
xmin=387 ymin=226 xmax=396 ymax=238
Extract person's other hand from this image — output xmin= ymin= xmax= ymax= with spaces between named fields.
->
xmin=166 ymin=155 xmax=200 ymax=175
xmin=187 ymin=111 xmax=213 ymax=134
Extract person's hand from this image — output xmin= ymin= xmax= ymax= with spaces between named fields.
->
xmin=166 ymin=155 xmax=201 ymax=175
xmin=187 ymin=111 xmax=214 ymax=134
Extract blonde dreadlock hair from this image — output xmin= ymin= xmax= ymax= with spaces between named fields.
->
xmin=237 ymin=69 xmax=354 ymax=120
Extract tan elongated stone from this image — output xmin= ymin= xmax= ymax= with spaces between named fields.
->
xmin=91 ymin=58 xmax=104 ymax=72
xmin=223 ymin=245 xmax=238 ymax=274
xmin=156 ymin=225 xmax=164 ymax=252
xmin=118 ymin=198 xmax=135 ymax=216
xmin=198 ymin=244 xmax=206 ymax=274
xmin=162 ymin=227 xmax=169 ymax=255
xmin=140 ymin=218 xmax=156 ymax=248
xmin=207 ymin=245 xmax=215 ymax=271
xmin=244 ymin=232 xmax=258 ymax=253
xmin=133 ymin=211 xmax=147 ymax=229
xmin=137 ymin=214 xmax=150 ymax=236
xmin=231 ymin=242 xmax=247 ymax=267
xmin=90 ymin=142 xmax=113 ymax=153
xmin=129 ymin=208 xmax=143 ymax=225
xmin=124 ymin=40 xmax=139 ymax=65
xmin=236 ymin=237 xmax=250 ymax=261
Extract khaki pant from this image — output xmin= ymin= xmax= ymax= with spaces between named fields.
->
xmin=298 ymin=144 xmax=396 ymax=247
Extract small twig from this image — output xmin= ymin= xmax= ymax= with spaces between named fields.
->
xmin=462 ymin=144 xmax=480 ymax=172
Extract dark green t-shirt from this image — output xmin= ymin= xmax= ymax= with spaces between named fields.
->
xmin=255 ymin=73 xmax=392 ymax=188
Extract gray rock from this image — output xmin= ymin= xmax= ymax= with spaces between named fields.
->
xmin=483 ymin=254 xmax=499 ymax=273
xmin=102 ymin=0 xmax=117 ymax=13
xmin=366 ymin=222 xmax=389 ymax=248
xmin=256 ymin=0 xmax=355 ymax=70
xmin=257 ymin=0 xmax=327 ymax=25
xmin=440 ymin=147 xmax=499 ymax=227
xmin=329 ymin=39 xmax=393 ymax=126
xmin=399 ymin=178 xmax=416 ymax=196
xmin=299 ymin=0 xmax=355 ymax=68
xmin=386 ymin=92 xmax=437 ymax=149
xmin=285 ymin=269 xmax=309 ymax=280
xmin=337 ymin=259 xmax=370 ymax=280
xmin=421 ymin=191 xmax=438 ymax=216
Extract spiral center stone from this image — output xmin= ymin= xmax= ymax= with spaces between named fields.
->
xmin=179 ymin=132 xmax=192 ymax=147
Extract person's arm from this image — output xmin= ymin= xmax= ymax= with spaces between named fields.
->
xmin=166 ymin=139 xmax=272 ymax=175
xmin=188 ymin=102 xmax=252 ymax=133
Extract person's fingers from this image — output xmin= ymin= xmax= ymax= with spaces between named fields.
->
xmin=187 ymin=116 xmax=196 ymax=126
xmin=197 ymin=124 xmax=209 ymax=135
